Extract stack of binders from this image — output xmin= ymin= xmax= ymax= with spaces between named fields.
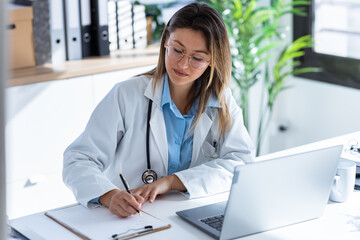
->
xmin=31 ymin=0 xmax=150 ymax=64
xmin=47 ymin=0 xmax=110 ymax=63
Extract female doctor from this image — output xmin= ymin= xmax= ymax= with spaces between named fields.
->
xmin=63 ymin=2 xmax=254 ymax=218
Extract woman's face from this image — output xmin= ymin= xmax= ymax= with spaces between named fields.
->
xmin=164 ymin=28 xmax=211 ymax=91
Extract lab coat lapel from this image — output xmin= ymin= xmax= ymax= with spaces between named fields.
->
xmin=144 ymin=77 xmax=168 ymax=172
xmin=192 ymin=112 xmax=212 ymax=164
xmin=150 ymin=106 xmax=168 ymax=170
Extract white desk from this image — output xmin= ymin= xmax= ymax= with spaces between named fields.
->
xmin=10 ymin=131 xmax=360 ymax=240
xmin=9 ymin=191 xmax=360 ymax=240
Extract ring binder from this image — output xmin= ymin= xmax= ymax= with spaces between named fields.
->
xmin=91 ymin=0 xmax=110 ymax=56
xmin=63 ymin=0 xmax=82 ymax=60
xmin=79 ymin=0 xmax=94 ymax=58
xmin=49 ymin=0 xmax=66 ymax=63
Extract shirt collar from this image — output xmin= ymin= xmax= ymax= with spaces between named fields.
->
xmin=207 ymin=93 xmax=221 ymax=108
xmin=161 ymin=74 xmax=172 ymax=108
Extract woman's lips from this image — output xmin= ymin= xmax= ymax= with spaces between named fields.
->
xmin=174 ymin=69 xmax=189 ymax=77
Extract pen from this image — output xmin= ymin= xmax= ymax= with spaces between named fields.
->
xmin=119 ymin=173 xmax=141 ymax=216
xmin=213 ymin=139 xmax=218 ymax=152
xmin=111 ymin=225 xmax=153 ymax=239
xmin=114 ymin=228 xmax=153 ymax=240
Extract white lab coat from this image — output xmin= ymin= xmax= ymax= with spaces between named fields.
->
xmin=63 ymin=75 xmax=255 ymax=207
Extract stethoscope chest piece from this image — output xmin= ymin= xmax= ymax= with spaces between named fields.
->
xmin=142 ymin=169 xmax=157 ymax=184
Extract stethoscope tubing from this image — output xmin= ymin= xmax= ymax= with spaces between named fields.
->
xmin=146 ymin=100 xmax=152 ymax=170
xmin=143 ymin=99 xmax=157 ymax=184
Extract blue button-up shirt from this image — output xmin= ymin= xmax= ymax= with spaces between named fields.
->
xmin=162 ymin=74 xmax=220 ymax=175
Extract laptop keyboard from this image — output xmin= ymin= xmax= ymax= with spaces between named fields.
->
xmin=200 ymin=214 xmax=224 ymax=231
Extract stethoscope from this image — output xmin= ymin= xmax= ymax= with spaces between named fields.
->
xmin=142 ymin=99 xmax=158 ymax=184
xmin=141 ymin=98 xmax=220 ymax=183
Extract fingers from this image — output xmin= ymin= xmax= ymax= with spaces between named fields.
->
xmin=149 ymin=190 xmax=158 ymax=203
xmin=109 ymin=201 xmax=133 ymax=218
xmin=132 ymin=186 xmax=151 ymax=202
xmin=131 ymin=176 xmax=178 ymax=204
xmin=108 ymin=191 xmax=143 ymax=218
xmin=133 ymin=179 xmax=169 ymax=203
xmin=133 ymin=193 xmax=146 ymax=205
xmin=136 ymin=186 xmax=159 ymax=203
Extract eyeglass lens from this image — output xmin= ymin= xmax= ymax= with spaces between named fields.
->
xmin=166 ymin=46 xmax=209 ymax=69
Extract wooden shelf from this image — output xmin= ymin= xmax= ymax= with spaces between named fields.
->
xmin=8 ymin=45 xmax=160 ymax=87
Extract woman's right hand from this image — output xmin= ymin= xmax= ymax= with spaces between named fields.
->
xmin=99 ymin=189 xmax=144 ymax=218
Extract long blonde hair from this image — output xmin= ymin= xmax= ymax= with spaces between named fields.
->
xmin=143 ymin=3 xmax=232 ymax=136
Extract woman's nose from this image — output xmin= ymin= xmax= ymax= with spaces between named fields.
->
xmin=177 ymin=55 xmax=190 ymax=69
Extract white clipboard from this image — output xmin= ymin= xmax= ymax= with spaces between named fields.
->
xmin=45 ymin=204 xmax=171 ymax=240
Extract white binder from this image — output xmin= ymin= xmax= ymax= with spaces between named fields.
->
xmin=49 ymin=0 xmax=66 ymax=63
xmin=108 ymin=0 xmax=119 ymax=51
xmin=63 ymin=0 xmax=82 ymax=60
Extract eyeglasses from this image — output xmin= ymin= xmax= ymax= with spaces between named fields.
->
xmin=165 ymin=45 xmax=210 ymax=70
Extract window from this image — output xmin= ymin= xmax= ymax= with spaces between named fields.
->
xmin=293 ymin=0 xmax=360 ymax=89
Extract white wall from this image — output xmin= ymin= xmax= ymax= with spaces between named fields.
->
xmin=265 ymin=76 xmax=360 ymax=154
xmin=5 ymin=65 xmax=154 ymax=219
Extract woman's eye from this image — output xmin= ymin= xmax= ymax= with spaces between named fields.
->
xmin=192 ymin=56 xmax=205 ymax=62
xmin=173 ymin=47 xmax=183 ymax=54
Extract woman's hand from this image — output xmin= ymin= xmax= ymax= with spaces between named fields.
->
xmin=99 ymin=189 xmax=144 ymax=218
xmin=132 ymin=175 xmax=186 ymax=203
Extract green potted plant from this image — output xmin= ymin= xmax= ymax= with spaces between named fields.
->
xmin=208 ymin=0 xmax=320 ymax=155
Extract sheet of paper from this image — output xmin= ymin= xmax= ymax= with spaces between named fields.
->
xmin=45 ymin=204 xmax=169 ymax=239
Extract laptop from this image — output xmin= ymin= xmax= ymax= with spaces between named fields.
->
xmin=176 ymin=145 xmax=343 ymax=239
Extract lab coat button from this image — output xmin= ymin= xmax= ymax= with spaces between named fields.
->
xmin=175 ymin=139 xmax=181 ymax=145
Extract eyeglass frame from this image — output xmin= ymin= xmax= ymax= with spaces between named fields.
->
xmin=164 ymin=44 xmax=211 ymax=70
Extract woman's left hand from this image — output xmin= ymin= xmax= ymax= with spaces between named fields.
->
xmin=132 ymin=175 xmax=186 ymax=203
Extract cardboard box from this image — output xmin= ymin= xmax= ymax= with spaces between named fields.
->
xmin=8 ymin=5 xmax=36 ymax=69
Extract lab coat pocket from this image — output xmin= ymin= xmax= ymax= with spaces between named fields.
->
xmin=201 ymin=140 xmax=218 ymax=160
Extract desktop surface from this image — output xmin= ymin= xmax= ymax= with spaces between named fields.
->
xmin=9 ymin=190 xmax=360 ymax=240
